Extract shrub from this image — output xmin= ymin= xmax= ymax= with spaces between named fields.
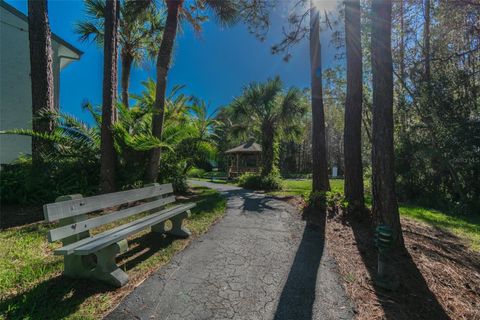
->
xmin=0 ymin=156 xmax=98 ymax=205
xmin=238 ymin=173 xmax=283 ymax=191
xmin=307 ymin=191 xmax=327 ymax=209
xmin=187 ymin=167 xmax=206 ymax=178
xmin=157 ymin=152 xmax=189 ymax=194
xmin=307 ymin=190 xmax=347 ymax=211
xmin=202 ymin=171 xmax=227 ymax=179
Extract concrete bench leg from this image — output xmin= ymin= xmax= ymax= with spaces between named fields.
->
xmin=168 ymin=210 xmax=191 ymax=238
xmin=93 ymin=239 xmax=129 ymax=287
xmin=63 ymin=240 xmax=129 ymax=287
xmin=151 ymin=221 xmax=166 ymax=234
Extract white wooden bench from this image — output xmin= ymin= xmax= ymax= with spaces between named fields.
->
xmin=44 ymin=183 xmax=195 ymax=287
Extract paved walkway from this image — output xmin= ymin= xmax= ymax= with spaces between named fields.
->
xmin=107 ymin=180 xmax=354 ymax=320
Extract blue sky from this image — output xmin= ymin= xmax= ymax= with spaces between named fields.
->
xmin=7 ymin=0 xmax=342 ymax=123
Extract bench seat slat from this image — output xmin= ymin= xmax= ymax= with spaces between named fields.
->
xmin=44 ymin=184 xmax=173 ymax=222
xmin=54 ymin=203 xmax=195 ymax=256
xmin=48 ymin=196 xmax=176 ymax=242
xmin=73 ymin=203 xmax=195 ymax=255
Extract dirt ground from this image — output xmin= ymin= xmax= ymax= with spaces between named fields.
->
xmin=323 ymin=209 xmax=480 ymax=320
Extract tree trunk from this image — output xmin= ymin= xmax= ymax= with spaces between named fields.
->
xmin=310 ymin=1 xmax=330 ymax=193
xmin=423 ymin=0 xmax=431 ymax=82
xmin=100 ymin=0 xmax=119 ymax=193
xmin=344 ymin=0 xmax=364 ymax=212
xmin=399 ymin=0 xmax=405 ymax=84
xmin=398 ymin=0 xmax=407 ymax=134
xmin=371 ymin=0 xmax=403 ymax=246
xmin=120 ymin=48 xmax=133 ymax=109
xmin=144 ymin=0 xmax=181 ymax=183
xmin=28 ymin=0 xmax=54 ymax=164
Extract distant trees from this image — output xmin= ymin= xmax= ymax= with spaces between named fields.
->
xmin=371 ymin=0 xmax=403 ymax=246
xmin=392 ymin=0 xmax=480 ymax=212
xmin=27 ymin=0 xmax=54 ymax=164
xmin=229 ymin=77 xmax=308 ymax=176
xmin=344 ymin=0 xmax=364 ymax=213
xmin=99 ymin=0 xmax=119 ymax=193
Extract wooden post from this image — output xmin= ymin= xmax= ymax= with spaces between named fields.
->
xmin=236 ymin=153 xmax=239 ymax=176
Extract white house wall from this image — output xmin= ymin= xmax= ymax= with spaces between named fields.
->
xmin=0 ymin=5 xmax=61 ymax=164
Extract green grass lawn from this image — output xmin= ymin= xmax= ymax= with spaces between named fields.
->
xmin=271 ymin=179 xmax=480 ymax=251
xmin=269 ymin=178 xmax=345 ymax=197
xmin=0 ymin=186 xmax=226 ymax=320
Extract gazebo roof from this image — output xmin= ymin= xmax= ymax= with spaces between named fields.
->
xmin=225 ymin=141 xmax=262 ymax=154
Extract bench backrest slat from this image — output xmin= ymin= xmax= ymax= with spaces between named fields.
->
xmin=43 ymin=184 xmax=173 ymax=222
xmin=47 ymin=195 xmax=176 ymax=242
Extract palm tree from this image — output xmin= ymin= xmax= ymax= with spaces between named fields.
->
xmin=310 ymin=0 xmax=330 ymax=193
xmin=100 ymin=0 xmax=119 ymax=193
xmin=28 ymin=0 xmax=55 ymax=164
xmin=133 ymin=80 xmax=217 ymax=173
xmin=371 ymin=0 xmax=403 ymax=246
xmin=344 ymin=0 xmax=364 ymax=212
xmin=144 ymin=0 xmax=238 ymax=183
xmin=76 ymin=0 xmax=163 ymax=109
xmin=230 ymin=77 xmax=308 ymax=176
xmin=189 ymin=99 xmax=220 ymax=141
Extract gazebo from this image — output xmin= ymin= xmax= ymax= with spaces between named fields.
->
xmin=225 ymin=141 xmax=262 ymax=178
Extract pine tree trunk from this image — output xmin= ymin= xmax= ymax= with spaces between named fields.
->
xmin=424 ymin=0 xmax=431 ymax=82
xmin=398 ymin=0 xmax=407 ymax=134
xmin=399 ymin=0 xmax=405 ymax=84
xmin=100 ymin=0 xmax=119 ymax=193
xmin=145 ymin=0 xmax=181 ymax=183
xmin=28 ymin=0 xmax=54 ymax=164
xmin=121 ymin=48 xmax=133 ymax=109
xmin=344 ymin=0 xmax=364 ymax=212
xmin=371 ymin=0 xmax=403 ymax=246
xmin=310 ymin=1 xmax=330 ymax=193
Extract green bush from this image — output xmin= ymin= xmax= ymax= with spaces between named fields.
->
xmin=0 ymin=156 xmax=99 ymax=205
xmin=202 ymin=171 xmax=227 ymax=178
xmin=187 ymin=167 xmax=206 ymax=178
xmin=238 ymin=173 xmax=283 ymax=191
xmin=307 ymin=190 xmax=347 ymax=210
xmin=157 ymin=152 xmax=189 ymax=194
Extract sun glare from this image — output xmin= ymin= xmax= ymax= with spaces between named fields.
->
xmin=312 ymin=0 xmax=340 ymax=12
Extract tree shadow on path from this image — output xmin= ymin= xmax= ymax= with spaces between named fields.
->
xmin=274 ymin=208 xmax=326 ymax=320
xmin=348 ymin=215 xmax=450 ymax=320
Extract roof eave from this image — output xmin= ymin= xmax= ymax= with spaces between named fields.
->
xmin=0 ymin=1 xmax=84 ymax=57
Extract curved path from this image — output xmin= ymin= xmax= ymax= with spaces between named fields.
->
xmin=107 ymin=180 xmax=354 ymax=320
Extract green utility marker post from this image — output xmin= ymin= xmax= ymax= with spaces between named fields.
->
xmin=374 ymin=225 xmax=399 ymax=290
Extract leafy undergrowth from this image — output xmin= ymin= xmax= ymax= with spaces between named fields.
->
xmin=324 ymin=211 xmax=480 ymax=320
xmin=189 ymin=177 xmax=237 ymax=186
xmin=273 ymin=179 xmax=479 ymax=251
xmin=0 ymin=186 xmax=226 ymax=320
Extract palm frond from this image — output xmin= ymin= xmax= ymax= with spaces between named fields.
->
xmin=84 ymin=0 xmax=105 ymax=18
xmin=75 ymin=21 xmax=104 ymax=44
xmin=81 ymin=102 xmax=102 ymax=127
xmin=204 ymin=0 xmax=239 ymax=27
